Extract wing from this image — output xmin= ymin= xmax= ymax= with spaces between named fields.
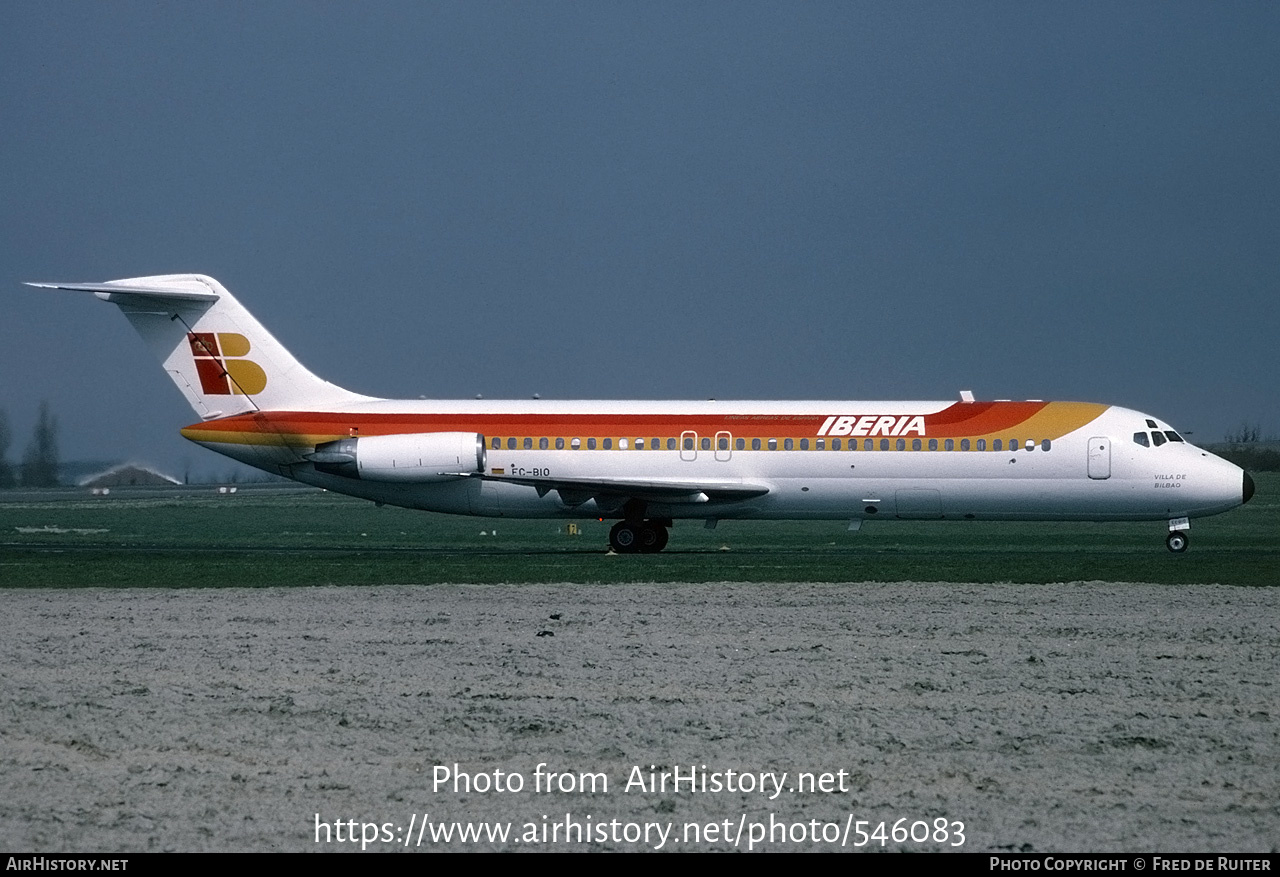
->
xmin=450 ymin=471 xmax=770 ymax=507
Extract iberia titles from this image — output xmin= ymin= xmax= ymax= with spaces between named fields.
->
xmin=816 ymin=415 xmax=927 ymax=437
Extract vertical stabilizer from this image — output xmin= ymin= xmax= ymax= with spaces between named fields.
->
xmin=26 ymin=274 xmax=371 ymax=418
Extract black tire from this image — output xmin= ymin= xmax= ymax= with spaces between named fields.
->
xmin=1166 ymin=531 xmax=1189 ymax=553
xmin=639 ymin=523 xmax=669 ymax=553
xmin=652 ymin=525 xmax=669 ymax=552
xmin=610 ymin=521 xmax=640 ymax=553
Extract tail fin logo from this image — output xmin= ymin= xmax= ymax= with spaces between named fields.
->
xmin=187 ymin=333 xmax=268 ymax=396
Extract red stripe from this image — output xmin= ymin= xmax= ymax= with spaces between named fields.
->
xmin=184 ymin=402 xmax=1052 ymax=441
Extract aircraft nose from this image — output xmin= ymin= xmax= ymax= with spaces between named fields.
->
xmin=1243 ymin=471 xmax=1255 ymax=505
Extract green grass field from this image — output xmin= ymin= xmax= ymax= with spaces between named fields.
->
xmin=1 ymin=473 xmax=1276 ymax=586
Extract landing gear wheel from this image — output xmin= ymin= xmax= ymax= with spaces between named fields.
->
xmin=1166 ymin=531 xmax=1189 ymax=553
xmin=610 ymin=520 xmax=669 ymax=553
xmin=609 ymin=521 xmax=641 ymax=553
xmin=639 ymin=523 xmax=669 ymax=553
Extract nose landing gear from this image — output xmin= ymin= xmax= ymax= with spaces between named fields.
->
xmin=1165 ymin=517 xmax=1191 ymax=553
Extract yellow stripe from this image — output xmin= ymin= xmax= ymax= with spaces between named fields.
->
xmin=180 ymin=427 xmax=343 ymax=447
xmin=982 ymin=402 xmax=1108 ymax=444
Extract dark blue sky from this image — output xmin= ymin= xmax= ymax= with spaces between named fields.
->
xmin=3 ymin=2 xmax=1277 ymax=477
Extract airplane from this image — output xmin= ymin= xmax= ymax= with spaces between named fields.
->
xmin=27 ymin=274 xmax=1254 ymax=553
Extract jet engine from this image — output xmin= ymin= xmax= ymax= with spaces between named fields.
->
xmin=308 ymin=432 xmax=485 ymax=482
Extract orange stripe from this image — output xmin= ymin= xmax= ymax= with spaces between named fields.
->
xmin=181 ymin=402 xmax=1108 ymax=446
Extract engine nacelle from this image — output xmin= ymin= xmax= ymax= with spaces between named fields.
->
xmin=309 ymin=432 xmax=486 ymax=482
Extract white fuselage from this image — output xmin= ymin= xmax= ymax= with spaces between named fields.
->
xmin=183 ymin=399 xmax=1247 ymax=525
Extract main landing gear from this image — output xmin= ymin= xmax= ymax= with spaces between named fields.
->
xmin=607 ymin=500 xmax=671 ymax=554
xmin=608 ymin=520 xmax=670 ymax=553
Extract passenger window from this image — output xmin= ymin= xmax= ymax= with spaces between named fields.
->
xmin=735 ymin=438 xmax=744 ymax=450
xmin=634 ymin=438 xmax=643 ymax=450
xmin=878 ymin=439 xmax=888 ymax=450
xmin=815 ymin=439 xmax=824 ymax=450
xmin=976 ymin=439 xmax=986 ymax=451
xmin=1151 ymin=432 xmax=1166 ymax=447
xmin=1165 ymin=431 xmax=1184 ymax=443
xmin=993 ymin=439 xmax=1002 ymax=451
xmin=701 ymin=437 xmax=711 ymax=451
xmin=961 ymin=439 xmax=969 ymax=451
xmin=831 ymin=438 xmax=841 ymax=450
xmin=800 ymin=439 xmax=809 ymax=450
xmin=603 ymin=438 xmax=612 ymax=450
xmin=539 ymin=437 xmax=548 ymax=450
xmin=1041 ymin=439 xmax=1051 ymax=451
xmin=896 ymin=438 xmax=906 ymax=451
xmin=523 ymin=437 xmax=533 ymax=449
xmin=619 ymin=438 xmax=628 ymax=450
xmin=556 ymin=437 xmax=565 ymax=450
xmin=751 ymin=438 xmax=761 ymax=450
xmin=491 ymin=437 xmax=501 ymax=449
xmin=1008 ymin=438 xmax=1017 ymax=451
xmin=508 ymin=437 xmax=517 ymax=450
xmin=683 ymin=437 xmax=694 ymax=451
xmin=571 ymin=438 xmax=580 ymax=449
xmin=943 ymin=439 xmax=952 ymax=451
xmin=652 ymin=438 xmax=660 ymax=450
xmin=718 ymin=437 xmax=729 ymax=450
xmin=667 ymin=438 xmax=676 ymax=450
xmin=784 ymin=438 xmax=794 ymax=450
xmin=768 ymin=438 xmax=778 ymax=450
xmin=588 ymin=438 xmax=597 ymax=450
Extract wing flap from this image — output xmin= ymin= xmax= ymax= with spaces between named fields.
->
xmin=448 ymin=472 xmax=770 ymax=506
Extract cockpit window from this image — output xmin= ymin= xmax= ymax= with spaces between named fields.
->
xmin=1133 ymin=432 xmax=1150 ymax=448
xmin=1151 ymin=431 xmax=1167 ymax=447
xmin=1146 ymin=419 xmax=1158 ymax=429
xmin=1165 ymin=431 xmax=1184 ymax=443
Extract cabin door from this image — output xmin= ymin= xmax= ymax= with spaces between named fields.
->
xmin=680 ymin=430 xmax=698 ymax=462
xmin=714 ymin=431 xmax=733 ymax=462
xmin=1087 ymin=437 xmax=1111 ymax=480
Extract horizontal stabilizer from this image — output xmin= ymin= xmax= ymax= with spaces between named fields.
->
xmin=26 ymin=281 xmax=220 ymax=303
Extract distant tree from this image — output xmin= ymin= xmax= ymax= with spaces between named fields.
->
xmin=20 ymin=401 xmax=61 ymax=488
xmin=1224 ymin=421 xmax=1261 ymax=444
xmin=0 ymin=408 xmax=13 ymax=488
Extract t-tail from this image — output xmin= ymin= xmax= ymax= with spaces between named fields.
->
xmin=27 ymin=274 xmax=371 ymax=418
